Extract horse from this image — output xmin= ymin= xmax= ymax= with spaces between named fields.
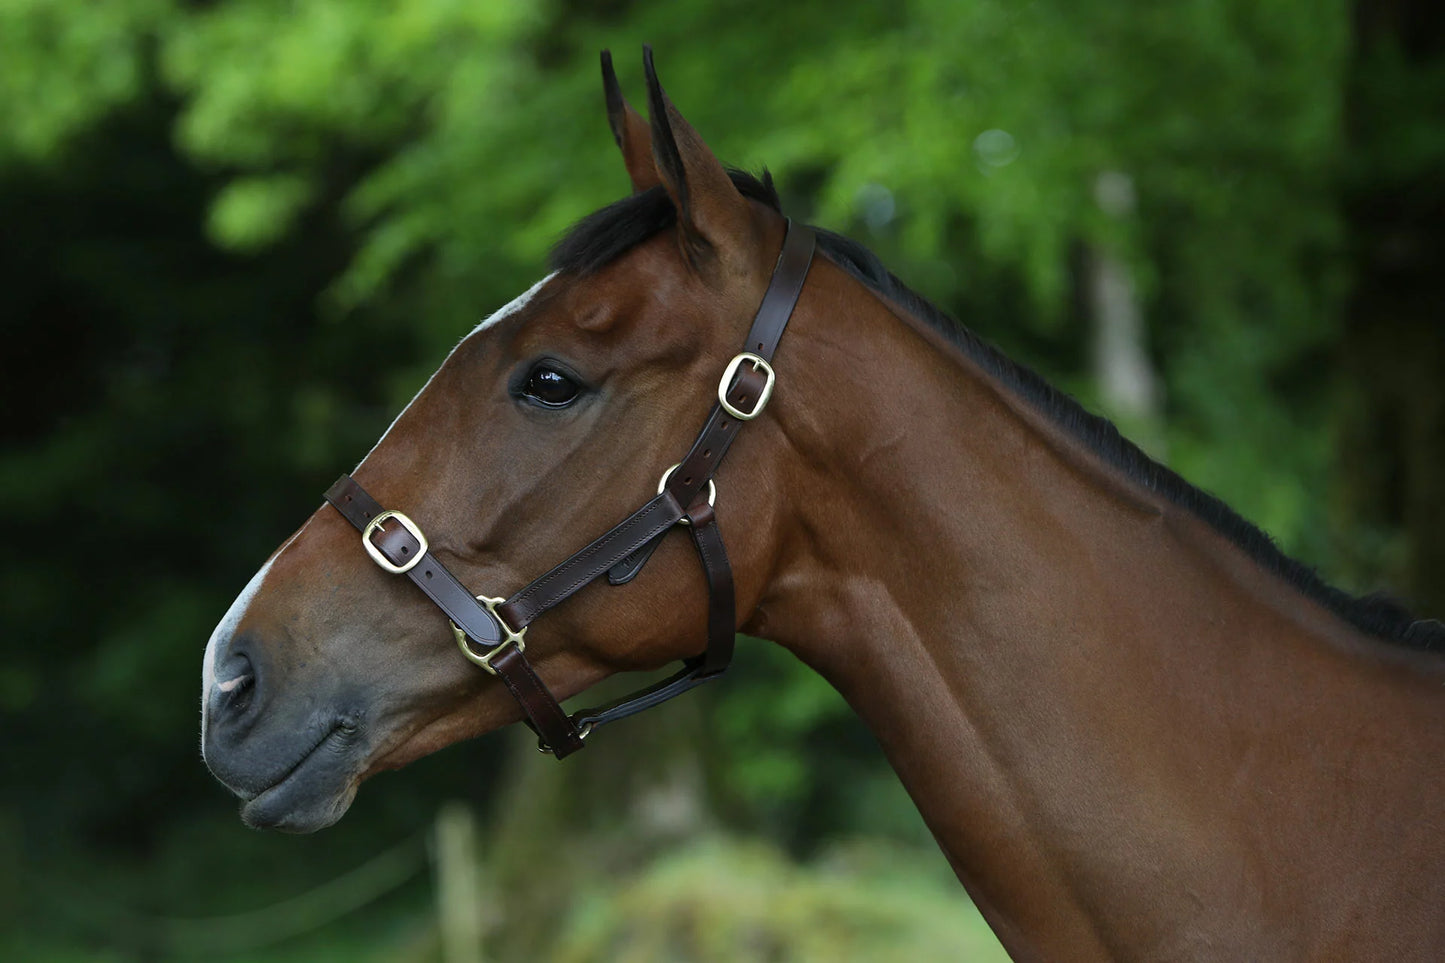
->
xmin=201 ymin=48 xmax=1445 ymax=960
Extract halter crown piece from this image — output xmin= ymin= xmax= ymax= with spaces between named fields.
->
xmin=324 ymin=222 xmax=816 ymax=757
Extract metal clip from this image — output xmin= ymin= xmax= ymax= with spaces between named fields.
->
xmin=451 ymin=596 xmax=526 ymax=676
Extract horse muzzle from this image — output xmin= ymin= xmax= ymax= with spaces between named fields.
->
xmin=202 ymin=632 xmax=369 ymax=833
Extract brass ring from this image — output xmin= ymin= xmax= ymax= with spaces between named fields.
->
xmin=657 ymin=463 xmax=717 ymax=526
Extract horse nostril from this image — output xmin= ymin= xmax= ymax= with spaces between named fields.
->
xmin=209 ymin=650 xmax=258 ymax=723
xmin=216 ymin=674 xmax=252 ymax=694
xmin=218 ymin=672 xmax=254 ymax=709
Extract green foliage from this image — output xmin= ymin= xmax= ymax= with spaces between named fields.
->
xmin=713 ymin=640 xmax=854 ymax=809
xmin=208 ymin=174 xmax=316 ymax=250
xmin=0 ymin=0 xmax=171 ymax=161
xmin=162 ymin=0 xmax=550 ymax=317
xmin=554 ymin=837 xmax=1007 ymax=963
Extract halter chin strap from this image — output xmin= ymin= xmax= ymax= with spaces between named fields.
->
xmin=325 ymin=221 xmax=816 ymax=758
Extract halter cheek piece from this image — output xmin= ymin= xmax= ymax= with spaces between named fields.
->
xmin=324 ymin=222 xmax=816 ymax=758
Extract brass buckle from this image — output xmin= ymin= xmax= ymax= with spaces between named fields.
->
xmin=362 ymin=510 xmax=428 ymax=575
xmin=451 ymin=596 xmax=526 ymax=676
xmin=718 ymin=352 xmax=775 ymax=420
xmin=657 ymin=463 xmax=716 ymax=527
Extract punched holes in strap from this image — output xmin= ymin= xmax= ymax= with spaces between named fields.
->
xmin=370 ymin=516 xmax=425 ymax=572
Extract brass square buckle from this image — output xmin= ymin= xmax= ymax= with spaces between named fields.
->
xmin=452 ymin=596 xmax=526 ymax=676
xmin=718 ymin=352 xmax=775 ymax=420
xmin=362 ymin=510 xmax=428 ymax=575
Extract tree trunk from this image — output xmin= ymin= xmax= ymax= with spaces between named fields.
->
xmin=1086 ymin=170 xmax=1165 ymax=458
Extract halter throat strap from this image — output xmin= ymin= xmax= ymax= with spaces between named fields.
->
xmin=324 ymin=221 xmax=815 ymax=758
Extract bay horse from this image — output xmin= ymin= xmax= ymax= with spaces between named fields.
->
xmin=201 ymin=49 xmax=1445 ymax=960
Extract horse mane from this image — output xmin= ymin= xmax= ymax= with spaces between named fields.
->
xmin=550 ymin=170 xmax=1444 ymax=653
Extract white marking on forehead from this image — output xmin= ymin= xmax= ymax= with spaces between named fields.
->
xmin=353 ymin=273 xmax=556 ymax=471
xmin=471 ymin=272 xmax=555 ymax=335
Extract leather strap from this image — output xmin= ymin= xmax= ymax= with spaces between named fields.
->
xmin=685 ymin=499 xmax=736 ymax=676
xmin=489 ymin=645 xmax=586 ymax=758
xmin=745 ymin=221 xmax=816 ymax=359
xmin=502 ymin=224 xmax=813 ymax=628
xmin=564 ymin=497 xmax=736 ymax=735
xmin=662 ymin=225 xmax=815 ymax=512
xmin=571 ymin=657 xmax=713 ymax=732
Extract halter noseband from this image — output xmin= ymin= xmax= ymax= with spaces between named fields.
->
xmin=324 ymin=221 xmax=815 ymax=758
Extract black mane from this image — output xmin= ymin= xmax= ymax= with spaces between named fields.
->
xmin=550 ymin=170 xmax=1444 ymax=653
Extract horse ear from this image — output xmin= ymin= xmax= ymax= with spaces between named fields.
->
xmin=602 ymin=50 xmax=658 ymax=193
xmin=642 ymin=46 xmax=758 ymax=271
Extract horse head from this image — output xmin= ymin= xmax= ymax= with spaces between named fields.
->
xmin=201 ymin=49 xmax=804 ymax=832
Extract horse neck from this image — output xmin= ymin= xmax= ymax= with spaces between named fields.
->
xmin=746 ymin=258 xmax=1445 ymax=960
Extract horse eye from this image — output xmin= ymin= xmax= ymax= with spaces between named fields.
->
xmin=521 ymin=364 xmax=580 ymax=407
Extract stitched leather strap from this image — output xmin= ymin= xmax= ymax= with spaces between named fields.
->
xmin=662 ymin=224 xmax=814 ymax=512
xmin=569 ymin=497 xmax=735 ymax=734
xmin=497 ymin=490 xmax=684 ymax=630
xmin=746 ymin=222 xmax=816 ymax=359
xmin=570 ymin=656 xmax=713 ymax=734
xmin=502 ymin=226 xmax=812 ymax=741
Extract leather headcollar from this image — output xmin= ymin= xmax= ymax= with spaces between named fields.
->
xmin=325 ymin=221 xmax=816 ymax=758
